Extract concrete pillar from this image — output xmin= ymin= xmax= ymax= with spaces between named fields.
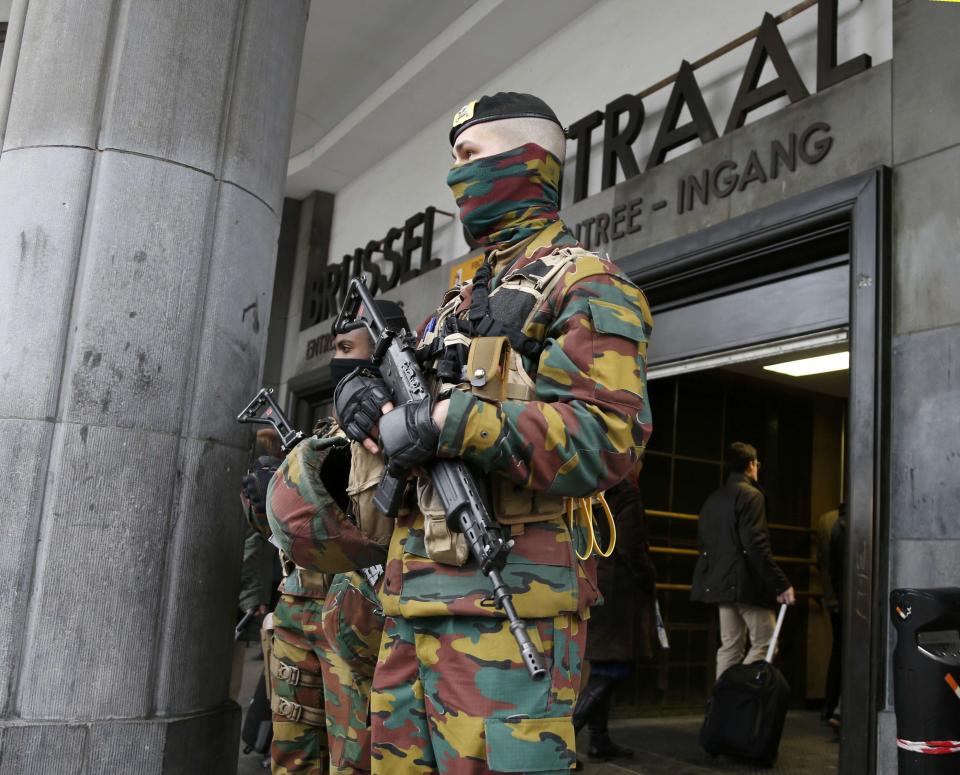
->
xmin=879 ymin=2 xmax=960 ymax=773
xmin=0 ymin=0 xmax=308 ymax=771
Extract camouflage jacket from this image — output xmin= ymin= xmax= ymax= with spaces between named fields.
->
xmin=379 ymin=221 xmax=653 ymax=620
xmin=267 ymin=431 xmax=394 ymax=575
xmin=240 ymin=483 xmax=329 ymax=600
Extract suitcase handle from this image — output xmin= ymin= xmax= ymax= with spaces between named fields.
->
xmin=765 ymin=603 xmax=788 ymax=663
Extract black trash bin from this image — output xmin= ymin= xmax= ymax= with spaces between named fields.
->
xmin=890 ymin=588 xmax=960 ymax=773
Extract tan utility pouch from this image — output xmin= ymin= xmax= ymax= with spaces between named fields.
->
xmin=347 ymin=442 xmax=405 ymax=546
xmin=466 ymin=336 xmax=537 ymax=402
xmin=493 ymin=477 xmax=567 ymax=526
xmin=418 ymin=478 xmax=469 ymax=566
xmin=260 ymin=612 xmax=275 ymax=696
xmin=296 ymin=567 xmax=329 ymax=595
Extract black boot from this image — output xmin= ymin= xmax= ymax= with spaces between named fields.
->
xmin=588 ymin=736 xmax=634 ymax=760
xmin=587 ymin=688 xmax=633 ymax=760
xmin=573 ymin=674 xmax=613 ymax=733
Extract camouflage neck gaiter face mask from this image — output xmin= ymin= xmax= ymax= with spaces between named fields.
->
xmin=447 ymin=143 xmax=563 ymax=248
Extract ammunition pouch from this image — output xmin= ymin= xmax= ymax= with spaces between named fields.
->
xmin=493 ymin=479 xmax=567 ymax=526
xmin=295 ymin=567 xmax=329 ymax=596
xmin=465 ymin=336 xmax=537 ymax=402
xmin=418 ymin=478 xmax=468 ymax=566
xmin=346 ymin=442 xmax=401 ymax=547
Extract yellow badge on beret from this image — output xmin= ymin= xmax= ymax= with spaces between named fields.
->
xmin=452 ymin=100 xmax=477 ymax=128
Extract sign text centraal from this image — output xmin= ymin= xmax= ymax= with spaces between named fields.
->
xmin=567 ymin=0 xmax=869 ymax=203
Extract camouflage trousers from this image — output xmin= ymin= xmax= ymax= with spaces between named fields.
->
xmin=271 ymin=594 xmax=330 ymax=775
xmin=319 ymin=572 xmax=386 ymax=774
xmin=370 ymin=613 xmax=586 ymax=774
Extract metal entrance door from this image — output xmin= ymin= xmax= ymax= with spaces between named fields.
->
xmin=618 ymin=168 xmax=890 ymax=775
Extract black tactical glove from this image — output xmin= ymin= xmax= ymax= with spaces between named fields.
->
xmin=241 ymin=456 xmax=281 ymax=509
xmin=378 ymin=396 xmax=440 ymax=472
xmin=252 ymin=455 xmax=281 ymax=500
xmin=241 ymin=455 xmax=281 ymax=537
xmin=241 ymin=472 xmax=263 ymax=511
xmin=334 ymin=369 xmax=392 ymax=444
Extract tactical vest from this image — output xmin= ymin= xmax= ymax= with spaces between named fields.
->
xmin=420 ymin=246 xmax=597 ymax=527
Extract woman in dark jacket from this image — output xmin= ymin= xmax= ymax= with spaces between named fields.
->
xmin=573 ymin=479 xmax=660 ymax=762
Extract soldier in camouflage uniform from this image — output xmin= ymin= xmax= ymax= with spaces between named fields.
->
xmin=268 ymin=571 xmax=334 ymax=775
xmin=267 ymin=305 xmax=408 ymax=774
xmin=238 ymin=429 xmax=282 ymax=621
xmin=240 ymin=427 xmax=333 ymax=775
xmin=324 ymin=92 xmax=654 ymax=774
xmin=267 ymin=439 xmax=390 ymax=774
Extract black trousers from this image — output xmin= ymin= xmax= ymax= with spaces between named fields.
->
xmin=824 ymin=610 xmax=842 ymax=718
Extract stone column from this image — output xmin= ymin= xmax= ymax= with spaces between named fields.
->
xmin=877 ymin=1 xmax=960 ymax=773
xmin=0 ymin=1 xmax=308 ymax=772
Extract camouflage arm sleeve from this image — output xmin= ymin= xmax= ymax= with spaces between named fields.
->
xmin=437 ymin=266 xmax=653 ymax=497
xmin=267 ymin=437 xmax=389 ymax=573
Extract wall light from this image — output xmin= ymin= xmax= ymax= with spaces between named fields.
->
xmin=763 ymin=351 xmax=849 ymax=377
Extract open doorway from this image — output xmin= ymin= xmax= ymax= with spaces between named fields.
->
xmin=610 ymin=168 xmax=889 ymax=774
xmin=600 ymin=338 xmax=849 ymax=773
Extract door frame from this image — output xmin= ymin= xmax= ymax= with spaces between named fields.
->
xmin=618 ymin=167 xmax=891 ymax=775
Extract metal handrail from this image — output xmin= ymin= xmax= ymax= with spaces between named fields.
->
xmin=637 ymin=0 xmax=817 ymax=99
xmin=647 ymin=545 xmax=814 ymax=566
xmin=646 ymin=509 xmax=815 ymax=534
xmin=655 ymin=581 xmax=820 ymax=599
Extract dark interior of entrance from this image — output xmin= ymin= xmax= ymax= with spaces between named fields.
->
xmin=618 ymin=352 xmax=849 ymax=719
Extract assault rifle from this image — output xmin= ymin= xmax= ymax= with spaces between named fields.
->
xmin=236 ymin=388 xmax=304 ymax=454
xmin=334 ymin=277 xmax=547 ymax=680
xmin=236 ymin=389 xmax=377 ymax=581
xmin=237 ymin=389 xmax=348 ymax=456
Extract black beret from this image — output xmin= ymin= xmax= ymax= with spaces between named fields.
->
xmin=449 ymin=92 xmax=562 ymax=146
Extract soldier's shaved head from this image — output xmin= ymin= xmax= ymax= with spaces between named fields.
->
xmin=452 ymin=117 xmax=566 ymax=166
xmin=487 ymin=117 xmax=566 ymax=160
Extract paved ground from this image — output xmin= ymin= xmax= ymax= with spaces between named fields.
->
xmin=236 ymin=643 xmax=270 ymax=774
xmin=235 ymin=647 xmax=839 ymax=774
xmin=575 ymin=711 xmax=839 ymax=774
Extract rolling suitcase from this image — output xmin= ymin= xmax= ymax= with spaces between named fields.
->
xmin=700 ymin=604 xmax=790 ymax=766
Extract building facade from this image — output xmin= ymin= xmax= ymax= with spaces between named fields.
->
xmin=0 ymin=1 xmax=957 ymax=773
xmin=270 ymin=2 xmax=958 ymax=774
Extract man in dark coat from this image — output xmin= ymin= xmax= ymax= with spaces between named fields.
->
xmin=691 ymin=442 xmax=795 ymax=679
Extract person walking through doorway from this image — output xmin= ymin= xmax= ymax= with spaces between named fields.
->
xmin=817 ymin=502 xmax=846 ymax=730
xmin=691 ymin=442 xmax=796 ymax=678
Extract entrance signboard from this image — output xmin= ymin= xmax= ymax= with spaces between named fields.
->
xmin=568 ymin=0 xmax=869 ymax=202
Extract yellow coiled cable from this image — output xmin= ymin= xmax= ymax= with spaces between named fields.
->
xmin=566 ymin=493 xmax=617 ymax=560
